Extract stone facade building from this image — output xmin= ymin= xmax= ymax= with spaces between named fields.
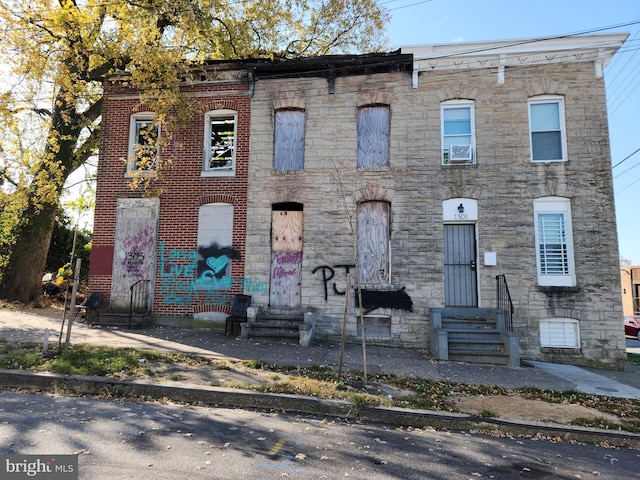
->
xmin=90 ymin=33 xmax=628 ymax=368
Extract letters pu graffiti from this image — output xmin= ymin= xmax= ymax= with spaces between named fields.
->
xmin=311 ymin=264 xmax=355 ymax=300
xmin=158 ymin=241 xmax=266 ymax=306
xmin=312 ymin=263 xmax=413 ymax=313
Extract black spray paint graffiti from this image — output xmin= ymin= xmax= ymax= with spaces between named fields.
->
xmin=312 ymin=264 xmax=413 ymax=314
xmin=311 ymin=264 xmax=355 ymax=300
xmin=356 ymin=287 xmax=413 ymax=315
xmin=196 ymin=243 xmax=242 ymax=287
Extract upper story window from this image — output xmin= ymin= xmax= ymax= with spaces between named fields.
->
xmin=441 ymin=100 xmax=475 ymax=165
xmin=274 ymin=109 xmax=305 ymax=171
xmin=528 ymin=96 xmax=567 ymax=162
xmin=128 ymin=112 xmax=159 ymax=175
xmin=204 ymin=110 xmax=236 ymax=175
xmin=357 ymin=105 xmax=390 ymax=169
xmin=533 ymin=197 xmax=576 ymax=287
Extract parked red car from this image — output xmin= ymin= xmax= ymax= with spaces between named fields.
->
xmin=624 ymin=316 xmax=640 ymax=340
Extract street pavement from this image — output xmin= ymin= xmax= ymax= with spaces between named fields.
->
xmin=3 ymin=304 xmax=640 ymax=448
xmin=2 ymin=304 xmax=640 ymax=398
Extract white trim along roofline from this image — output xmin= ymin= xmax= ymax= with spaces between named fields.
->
xmin=401 ymin=33 xmax=629 ymax=87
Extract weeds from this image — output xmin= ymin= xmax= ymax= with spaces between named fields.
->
xmin=1 ymin=343 xmax=639 ymax=432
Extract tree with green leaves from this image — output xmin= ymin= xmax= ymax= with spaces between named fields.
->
xmin=0 ymin=0 xmax=389 ymax=302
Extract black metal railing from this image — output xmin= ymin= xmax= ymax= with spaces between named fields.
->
xmin=496 ymin=275 xmax=514 ymax=331
xmin=129 ymin=279 xmax=150 ymax=328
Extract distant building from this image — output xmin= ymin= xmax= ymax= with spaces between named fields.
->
xmin=621 ymin=266 xmax=640 ymax=316
xmin=90 ymin=33 xmax=628 ymax=368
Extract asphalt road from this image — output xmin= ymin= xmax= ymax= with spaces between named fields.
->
xmin=1 ymin=390 xmax=639 ymax=480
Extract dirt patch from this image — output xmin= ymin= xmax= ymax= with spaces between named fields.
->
xmin=450 ymin=395 xmax=622 ymax=425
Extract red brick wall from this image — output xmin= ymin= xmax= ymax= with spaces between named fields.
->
xmin=89 ymin=80 xmax=251 ymax=316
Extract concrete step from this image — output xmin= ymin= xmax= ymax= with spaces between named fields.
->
xmin=447 ymin=330 xmax=503 ymax=341
xmin=89 ymin=312 xmax=150 ymax=329
xmin=442 ymin=318 xmax=497 ymax=330
xmin=448 ymin=350 xmax=510 ymax=365
xmin=255 ymin=314 xmax=305 ymax=324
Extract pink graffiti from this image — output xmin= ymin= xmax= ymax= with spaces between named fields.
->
xmin=273 ymin=251 xmax=302 ymax=279
xmin=122 ymin=225 xmax=156 ymax=251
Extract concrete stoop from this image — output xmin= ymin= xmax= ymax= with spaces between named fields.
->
xmin=241 ymin=306 xmax=316 ymax=346
xmin=430 ymin=307 xmax=519 ymax=367
xmin=87 ymin=311 xmax=151 ymax=329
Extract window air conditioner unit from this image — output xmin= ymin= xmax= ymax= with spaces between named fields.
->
xmin=448 ymin=144 xmax=473 ymax=162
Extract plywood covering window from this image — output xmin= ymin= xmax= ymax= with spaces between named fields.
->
xmin=357 ymin=105 xmax=390 ymax=168
xmin=274 ymin=109 xmax=305 ymax=171
xmin=357 ymin=201 xmax=390 ymax=285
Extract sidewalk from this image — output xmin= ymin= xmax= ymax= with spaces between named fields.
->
xmin=2 ymin=304 xmax=640 ymax=398
xmin=2 ymin=303 xmax=640 ymax=449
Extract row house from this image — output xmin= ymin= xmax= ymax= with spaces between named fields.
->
xmin=89 ymin=33 xmax=628 ymax=368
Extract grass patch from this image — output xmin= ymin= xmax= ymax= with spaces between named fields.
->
xmin=628 ymin=352 xmax=640 ymax=366
xmin=1 ymin=343 xmax=639 ymax=432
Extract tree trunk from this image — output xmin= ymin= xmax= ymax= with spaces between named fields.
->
xmin=0 ymin=91 xmax=81 ymax=302
xmin=0 ymin=200 xmax=58 ymax=302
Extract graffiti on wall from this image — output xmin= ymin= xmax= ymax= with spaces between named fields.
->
xmin=121 ymin=225 xmax=156 ymax=279
xmin=311 ymin=264 xmax=355 ymax=300
xmin=312 ymin=263 xmax=413 ymax=314
xmin=356 ymin=287 xmax=413 ymax=314
xmin=196 ymin=243 xmax=241 ymax=290
xmin=158 ymin=241 xmax=266 ymax=306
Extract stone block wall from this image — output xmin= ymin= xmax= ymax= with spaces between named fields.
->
xmin=245 ymin=60 xmax=625 ymax=366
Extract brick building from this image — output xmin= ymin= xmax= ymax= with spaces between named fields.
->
xmin=90 ymin=33 xmax=628 ymax=368
xmin=90 ymin=62 xmax=253 ymax=324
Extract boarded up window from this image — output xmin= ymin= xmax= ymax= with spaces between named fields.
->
xmin=196 ymin=203 xmax=234 ymax=290
xmin=357 ymin=201 xmax=390 ymax=285
xmin=357 ymin=106 xmax=390 ymax=168
xmin=274 ymin=110 xmax=305 ymax=171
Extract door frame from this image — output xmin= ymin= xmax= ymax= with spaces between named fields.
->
xmin=442 ymin=198 xmax=480 ymax=307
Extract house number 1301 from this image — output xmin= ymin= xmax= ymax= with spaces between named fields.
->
xmin=455 ymin=213 xmax=467 ymax=220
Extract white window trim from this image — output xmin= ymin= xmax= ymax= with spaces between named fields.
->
xmin=528 ymin=95 xmax=567 ymax=163
xmin=441 ymin=100 xmax=476 ymax=165
xmin=127 ymin=112 xmax=159 ymax=177
xmin=533 ymin=197 xmax=576 ymax=287
xmin=540 ymin=318 xmax=580 ymax=348
xmin=202 ymin=109 xmax=237 ymax=177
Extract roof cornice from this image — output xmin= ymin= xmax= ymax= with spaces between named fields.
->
xmin=401 ymin=33 xmax=629 ymax=87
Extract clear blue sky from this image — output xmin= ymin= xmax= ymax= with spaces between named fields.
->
xmin=385 ymin=0 xmax=640 ymax=265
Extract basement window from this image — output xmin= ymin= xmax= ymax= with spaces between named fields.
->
xmin=539 ymin=318 xmax=580 ymax=348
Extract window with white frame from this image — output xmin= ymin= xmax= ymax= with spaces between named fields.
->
xmin=528 ymin=96 xmax=567 ymax=162
xmin=441 ymin=100 xmax=475 ymax=165
xmin=357 ymin=105 xmax=390 ymax=169
xmin=274 ymin=109 xmax=305 ymax=171
xmin=128 ymin=112 xmax=159 ymax=174
xmin=540 ymin=318 xmax=580 ymax=348
xmin=204 ymin=110 xmax=236 ymax=174
xmin=533 ymin=197 xmax=576 ymax=287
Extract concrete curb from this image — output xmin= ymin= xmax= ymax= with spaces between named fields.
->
xmin=1 ymin=369 xmax=639 ymax=449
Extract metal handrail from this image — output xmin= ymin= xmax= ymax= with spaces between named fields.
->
xmin=496 ymin=275 xmax=514 ymax=331
xmin=129 ymin=279 xmax=150 ymax=328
